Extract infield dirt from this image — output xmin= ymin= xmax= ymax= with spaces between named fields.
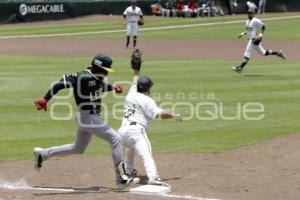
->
xmin=1 ymin=133 xmax=300 ymax=200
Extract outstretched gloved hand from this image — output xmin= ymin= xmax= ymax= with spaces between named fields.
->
xmin=34 ymin=98 xmax=48 ymax=111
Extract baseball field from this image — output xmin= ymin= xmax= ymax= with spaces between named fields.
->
xmin=0 ymin=13 xmax=300 ymax=200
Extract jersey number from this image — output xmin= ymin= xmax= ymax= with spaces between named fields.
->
xmin=124 ymin=108 xmax=135 ymax=119
xmin=90 ymin=90 xmax=102 ymax=102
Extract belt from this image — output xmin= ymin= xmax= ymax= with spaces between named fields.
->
xmin=128 ymin=121 xmax=147 ymax=131
xmin=79 ymin=110 xmax=100 ymax=115
xmin=130 ymin=121 xmax=137 ymax=125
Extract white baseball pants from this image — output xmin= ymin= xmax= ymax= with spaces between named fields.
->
xmin=244 ymin=39 xmax=266 ymax=58
xmin=127 ymin=21 xmax=138 ymax=36
xmin=39 ymin=112 xmax=123 ymax=167
xmin=118 ymin=123 xmax=159 ymax=181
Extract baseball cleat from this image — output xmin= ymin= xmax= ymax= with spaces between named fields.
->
xmin=148 ymin=177 xmax=171 ymax=188
xmin=33 ymin=147 xmax=44 ymax=172
xmin=277 ymin=50 xmax=286 ymax=60
xmin=127 ymin=168 xmax=138 ymax=177
xmin=232 ymin=66 xmax=243 ymax=73
xmin=117 ymin=175 xmax=140 ymax=191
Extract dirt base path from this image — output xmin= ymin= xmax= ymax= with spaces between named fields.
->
xmin=0 ymin=38 xmax=299 ymax=60
xmin=0 ymin=133 xmax=300 ymax=200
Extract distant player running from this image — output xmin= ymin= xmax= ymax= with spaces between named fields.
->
xmin=33 ymin=54 xmax=139 ymax=189
xmin=232 ymin=4 xmax=286 ymax=73
xmin=123 ymin=0 xmax=144 ymax=48
xmin=118 ymin=49 xmax=182 ymax=187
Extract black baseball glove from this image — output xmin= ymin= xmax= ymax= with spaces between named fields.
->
xmin=138 ymin=20 xmax=144 ymax=26
xmin=131 ymin=48 xmax=143 ymax=71
xmin=252 ymin=36 xmax=262 ymax=45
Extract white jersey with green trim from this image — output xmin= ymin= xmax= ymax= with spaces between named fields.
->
xmin=246 ymin=17 xmax=264 ymax=39
xmin=123 ymin=6 xmax=143 ymax=23
xmin=121 ymin=84 xmax=162 ymax=128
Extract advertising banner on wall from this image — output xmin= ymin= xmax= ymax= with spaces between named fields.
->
xmin=0 ymin=2 xmax=71 ymax=23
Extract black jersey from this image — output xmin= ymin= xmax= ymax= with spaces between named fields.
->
xmin=63 ymin=69 xmax=111 ymax=114
xmin=43 ymin=68 xmax=112 ymax=114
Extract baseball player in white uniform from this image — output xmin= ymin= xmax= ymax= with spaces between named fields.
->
xmin=258 ymin=0 xmax=267 ymax=14
xmin=118 ymin=50 xmax=182 ymax=187
xmin=123 ymin=0 xmax=143 ymax=48
xmin=232 ymin=2 xmax=286 ymax=73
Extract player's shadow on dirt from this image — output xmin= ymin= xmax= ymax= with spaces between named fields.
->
xmin=34 ymin=176 xmax=181 ymax=196
xmin=138 ymin=175 xmax=181 ymax=185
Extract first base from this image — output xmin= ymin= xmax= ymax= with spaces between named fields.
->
xmin=129 ymin=185 xmax=171 ymax=195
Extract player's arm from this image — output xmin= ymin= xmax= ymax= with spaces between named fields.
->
xmin=257 ymin=25 xmax=265 ymax=38
xmin=261 ymin=25 xmax=265 ymax=33
xmin=123 ymin=8 xmax=128 ymax=26
xmin=44 ymin=80 xmax=67 ymax=100
xmin=256 ymin=19 xmax=265 ymax=36
xmin=251 ymin=21 xmax=265 ymax=45
xmin=238 ymin=32 xmax=246 ymax=38
xmin=103 ymin=83 xmax=123 ymax=94
xmin=123 ymin=14 xmax=127 ymax=26
xmin=139 ymin=15 xmax=144 ymax=24
xmin=253 ymin=22 xmax=265 ymax=41
xmin=137 ymin=7 xmax=143 ymax=24
xmin=157 ymin=111 xmax=182 ymax=121
xmin=34 ymin=79 xmax=66 ymax=111
xmin=132 ymin=70 xmax=140 ymax=85
xmin=123 ymin=7 xmax=128 ymax=19
xmin=147 ymin=100 xmax=182 ymax=121
xmin=34 ymin=74 xmax=75 ymax=111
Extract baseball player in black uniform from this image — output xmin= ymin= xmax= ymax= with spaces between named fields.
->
xmin=33 ymin=54 xmax=139 ymax=189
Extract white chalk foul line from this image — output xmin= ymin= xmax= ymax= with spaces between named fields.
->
xmin=0 ymin=179 xmax=110 ymax=193
xmin=1 ymin=185 xmax=110 ymax=193
xmin=5 ymin=186 xmax=77 ymax=192
xmin=1 ymin=184 xmax=221 ymax=200
xmin=161 ymin=193 xmax=221 ymax=200
xmin=0 ymin=15 xmax=299 ymax=39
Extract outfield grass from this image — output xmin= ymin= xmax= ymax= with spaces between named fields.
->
xmin=0 ymin=13 xmax=300 ymax=161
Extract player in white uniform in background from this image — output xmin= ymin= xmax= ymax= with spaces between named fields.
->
xmin=258 ymin=0 xmax=267 ymax=14
xmin=118 ymin=50 xmax=182 ymax=187
xmin=123 ymin=0 xmax=144 ymax=48
xmin=232 ymin=2 xmax=286 ymax=73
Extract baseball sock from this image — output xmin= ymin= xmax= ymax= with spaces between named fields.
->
xmin=239 ymin=57 xmax=249 ymax=69
xmin=239 ymin=62 xmax=247 ymax=69
xmin=126 ymin=36 xmax=130 ymax=48
xmin=133 ymin=36 xmax=137 ymax=47
xmin=265 ymin=50 xmax=278 ymax=56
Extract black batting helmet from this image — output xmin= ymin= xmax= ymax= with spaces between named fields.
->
xmin=137 ymin=76 xmax=153 ymax=93
xmin=91 ymin=54 xmax=113 ymax=73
